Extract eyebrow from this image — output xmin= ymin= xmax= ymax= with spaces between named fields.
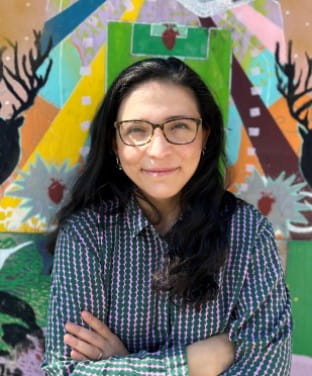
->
xmin=164 ymin=115 xmax=199 ymax=120
xmin=120 ymin=115 xmax=200 ymax=122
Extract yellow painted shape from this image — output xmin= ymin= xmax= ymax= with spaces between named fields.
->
xmin=29 ymin=46 xmax=105 ymax=166
xmin=120 ymin=0 xmax=145 ymax=21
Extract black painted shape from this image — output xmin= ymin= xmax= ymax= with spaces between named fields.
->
xmin=275 ymin=40 xmax=312 ymax=187
xmin=0 ymin=117 xmax=24 ymax=184
xmin=299 ymin=127 xmax=312 ymax=187
xmin=0 ymin=31 xmax=52 ymax=185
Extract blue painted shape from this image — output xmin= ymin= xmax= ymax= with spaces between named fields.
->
xmin=41 ymin=0 xmax=106 ymax=51
xmin=38 ymin=42 xmax=81 ymax=108
xmin=225 ymin=103 xmax=242 ymax=166
xmin=247 ymin=49 xmax=281 ymax=107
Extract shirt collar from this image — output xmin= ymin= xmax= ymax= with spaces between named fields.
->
xmin=124 ymin=195 xmax=151 ymax=238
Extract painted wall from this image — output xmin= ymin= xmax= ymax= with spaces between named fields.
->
xmin=0 ymin=0 xmax=311 ymax=374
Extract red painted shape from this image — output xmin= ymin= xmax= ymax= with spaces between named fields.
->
xmin=162 ymin=24 xmax=179 ymax=50
xmin=48 ymin=178 xmax=66 ymax=204
xmin=258 ymin=192 xmax=276 ymax=216
xmin=36 ymin=353 xmax=42 ymax=361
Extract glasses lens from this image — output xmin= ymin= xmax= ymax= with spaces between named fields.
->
xmin=164 ymin=118 xmax=198 ymax=144
xmin=119 ymin=121 xmax=151 ymax=145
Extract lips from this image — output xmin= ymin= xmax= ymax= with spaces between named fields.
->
xmin=142 ymin=167 xmax=179 ymax=176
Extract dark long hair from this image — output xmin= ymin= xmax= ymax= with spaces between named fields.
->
xmin=52 ymin=57 xmax=237 ymax=309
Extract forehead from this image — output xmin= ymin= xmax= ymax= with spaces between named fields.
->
xmin=117 ymin=80 xmax=199 ymax=121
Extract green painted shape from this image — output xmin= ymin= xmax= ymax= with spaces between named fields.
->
xmin=286 ymin=241 xmax=312 ymax=357
xmin=132 ymin=24 xmax=208 ymax=59
xmin=107 ymin=22 xmax=232 ymax=124
xmin=0 ymin=233 xmax=51 ymax=352
xmin=184 ymin=28 xmax=232 ymax=125
xmin=107 ymin=22 xmax=139 ymax=88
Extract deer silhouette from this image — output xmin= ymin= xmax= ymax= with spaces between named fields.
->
xmin=0 ymin=30 xmax=52 ymax=185
xmin=275 ymin=41 xmax=312 ymax=186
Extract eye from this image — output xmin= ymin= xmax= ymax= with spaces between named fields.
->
xmin=122 ymin=122 xmax=150 ymax=139
xmin=126 ymin=126 xmax=146 ymax=134
xmin=168 ymin=120 xmax=192 ymax=131
xmin=173 ymin=122 xmax=189 ymax=129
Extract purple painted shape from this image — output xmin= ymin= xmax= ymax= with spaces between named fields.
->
xmin=213 ymin=13 xmax=253 ymax=62
xmin=70 ymin=1 xmax=129 ymax=65
xmin=263 ymin=0 xmax=284 ymax=28
xmin=137 ymin=0 xmax=198 ymax=25
xmin=291 ymin=355 xmax=312 ymax=376
xmin=70 ymin=0 xmax=200 ymax=66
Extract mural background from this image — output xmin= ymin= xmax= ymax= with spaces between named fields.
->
xmin=0 ymin=0 xmax=311 ymax=374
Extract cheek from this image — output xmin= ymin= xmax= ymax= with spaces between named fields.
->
xmin=186 ymin=139 xmax=203 ymax=160
xmin=117 ymin=144 xmax=143 ymax=169
xmin=183 ymin=143 xmax=203 ymax=173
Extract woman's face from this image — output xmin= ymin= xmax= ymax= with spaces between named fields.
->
xmin=115 ymin=80 xmax=208 ymax=207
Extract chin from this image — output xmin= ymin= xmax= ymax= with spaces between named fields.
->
xmin=144 ymin=190 xmax=181 ymax=202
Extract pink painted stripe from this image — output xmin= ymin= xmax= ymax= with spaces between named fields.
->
xmin=231 ymin=4 xmax=286 ymax=57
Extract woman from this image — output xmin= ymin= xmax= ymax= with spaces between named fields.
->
xmin=42 ymin=57 xmax=292 ymax=375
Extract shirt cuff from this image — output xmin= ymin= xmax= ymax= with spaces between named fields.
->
xmin=164 ymin=343 xmax=190 ymax=376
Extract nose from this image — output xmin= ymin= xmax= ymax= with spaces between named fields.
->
xmin=146 ymin=128 xmax=171 ymax=157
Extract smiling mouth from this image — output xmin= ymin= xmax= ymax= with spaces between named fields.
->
xmin=142 ymin=167 xmax=179 ymax=176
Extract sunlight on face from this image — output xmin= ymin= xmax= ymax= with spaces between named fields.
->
xmin=115 ymin=80 xmax=208 ymax=207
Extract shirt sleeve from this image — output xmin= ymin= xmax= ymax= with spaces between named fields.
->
xmin=221 ymin=218 xmax=292 ymax=375
xmin=42 ymin=218 xmax=189 ymax=376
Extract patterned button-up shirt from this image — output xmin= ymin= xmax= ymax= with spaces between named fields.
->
xmin=42 ymin=196 xmax=292 ymax=375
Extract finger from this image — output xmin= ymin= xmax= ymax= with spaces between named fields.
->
xmin=65 ymin=321 xmax=106 ymax=349
xmin=64 ymin=333 xmax=106 ymax=361
xmin=70 ymin=348 xmax=89 ymax=361
xmin=81 ymin=311 xmax=113 ymax=338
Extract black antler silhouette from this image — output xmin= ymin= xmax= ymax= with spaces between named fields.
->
xmin=275 ymin=40 xmax=312 ymax=131
xmin=0 ymin=30 xmax=52 ymax=185
xmin=275 ymin=40 xmax=312 ymax=186
xmin=0 ymin=30 xmax=53 ymax=120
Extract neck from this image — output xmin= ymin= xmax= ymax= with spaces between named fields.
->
xmin=136 ymin=193 xmax=181 ymax=235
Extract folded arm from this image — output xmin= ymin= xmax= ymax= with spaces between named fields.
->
xmin=43 ymin=221 xmax=233 ymax=376
xmin=220 ymin=220 xmax=292 ymax=375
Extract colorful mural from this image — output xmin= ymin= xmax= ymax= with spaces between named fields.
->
xmin=0 ymin=233 xmax=52 ymax=375
xmin=0 ymin=0 xmax=311 ymax=374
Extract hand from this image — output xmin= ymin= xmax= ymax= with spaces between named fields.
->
xmin=64 ymin=311 xmax=129 ymax=361
xmin=187 ymin=333 xmax=235 ymax=376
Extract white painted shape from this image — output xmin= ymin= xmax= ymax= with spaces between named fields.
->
xmin=251 ymin=67 xmax=260 ymax=75
xmin=248 ymin=127 xmax=260 ymax=136
xmin=249 ymin=107 xmax=261 ymax=117
xmin=82 ymin=96 xmax=92 ymax=105
xmin=80 ymin=121 xmax=91 ymax=130
xmin=251 ymin=86 xmax=262 ymax=96
xmin=80 ymin=66 xmax=91 ymax=76
xmin=175 ymin=0 xmax=252 ymax=17
xmin=247 ymin=147 xmax=256 ymax=156
xmin=0 ymin=241 xmax=34 ymax=269
xmin=82 ymin=37 xmax=94 ymax=48
xmin=80 ymin=146 xmax=90 ymax=157
xmin=245 ymin=164 xmax=254 ymax=172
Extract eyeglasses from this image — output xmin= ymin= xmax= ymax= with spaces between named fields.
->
xmin=114 ymin=117 xmax=202 ymax=146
